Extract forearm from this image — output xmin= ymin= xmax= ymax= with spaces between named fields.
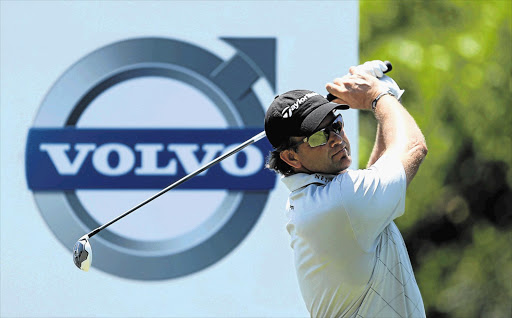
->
xmin=373 ymin=95 xmax=428 ymax=185
xmin=367 ymin=123 xmax=385 ymax=168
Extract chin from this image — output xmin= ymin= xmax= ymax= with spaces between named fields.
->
xmin=339 ymin=156 xmax=352 ymax=171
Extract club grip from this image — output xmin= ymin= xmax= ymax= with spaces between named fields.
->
xmin=326 ymin=61 xmax=392 ymax=102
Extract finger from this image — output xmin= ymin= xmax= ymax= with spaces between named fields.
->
xmin=332 ymin=74 xmax=352 ymax=86
xmin=350 ymin=67 xmax=368 ymax=78
xmin=325 ymin=82 xmax=347 ymax=98
xmin=348 ymin=66 xmax=358 ymax=75
xmin=333 ymin=97 xmax=350 ymax=106
xmin=325 ymin=94 xmax=350 ymax=107
xmin=378 ymin=60 xmax=388 ymax=72
xmin=373 ymin=61 xmax=384 ymax=77
xmin=363 ymin=61 xmax=377 ymax=77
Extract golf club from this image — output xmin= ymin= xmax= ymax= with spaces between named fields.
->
xmin=73 ymin=131 xmax=267 ymax=271
xmin=73 ymin=60 xmax=394 ymax=272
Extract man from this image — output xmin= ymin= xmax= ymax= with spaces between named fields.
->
xmin=264 ymin=61 xmax=428 ymax=317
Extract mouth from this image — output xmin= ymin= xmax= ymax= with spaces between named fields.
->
xmin=332 ymin=146 xmax=348 ymax=159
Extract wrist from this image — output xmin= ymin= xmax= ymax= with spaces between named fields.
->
xmin=371 ymin=90 xmax=395 ymax=111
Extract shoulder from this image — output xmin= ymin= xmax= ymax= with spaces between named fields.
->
xmin=338 ymin=154 xmax=406 ymax=191
xmin=333 ymin=154 xmax=407 ymax=222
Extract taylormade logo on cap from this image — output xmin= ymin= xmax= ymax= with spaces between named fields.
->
xmin=282 ymin=92 xmax=320 ymax=118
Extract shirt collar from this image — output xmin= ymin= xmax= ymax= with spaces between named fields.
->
xmin=281 ymin=172 xmax=336 ymax=192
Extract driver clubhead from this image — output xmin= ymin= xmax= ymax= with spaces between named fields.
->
xmin=73 ymin=235 xmax=92 ymax=271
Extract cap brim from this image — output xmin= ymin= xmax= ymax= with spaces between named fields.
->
xmin=301 ymin=102 xmax=349 ymax=134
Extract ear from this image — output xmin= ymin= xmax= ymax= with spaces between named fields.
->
xmin=280 ymin=149 xmax=302 ymax=169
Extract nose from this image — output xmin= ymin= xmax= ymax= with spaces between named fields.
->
xmin=328 ymin=130 xmax=343 ymax=147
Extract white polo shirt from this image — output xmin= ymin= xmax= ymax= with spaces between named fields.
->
xmin=282 ymin=154 xmax=425 ymax=317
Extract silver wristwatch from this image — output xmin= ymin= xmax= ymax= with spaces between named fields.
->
xmin=371 ymin=90 xmax=395 ymax=111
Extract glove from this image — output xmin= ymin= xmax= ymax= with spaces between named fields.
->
xmin=355 ymin=60 xmax=404 ymax=100
xmin=355 ymin=60 xmax=389 ymax=78
xmin=379 ymin=75 xmax=405 ymax=100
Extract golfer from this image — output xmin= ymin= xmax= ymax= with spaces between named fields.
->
xmin=264 ymin=61 xmax=428 ymax=317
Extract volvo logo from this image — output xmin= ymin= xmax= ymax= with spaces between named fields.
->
xmin=25 ymin=37 xmax=277 ymax=280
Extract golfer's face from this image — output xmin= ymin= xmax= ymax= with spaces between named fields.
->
xmin=293 ymin=113 xmax=352 ymax=174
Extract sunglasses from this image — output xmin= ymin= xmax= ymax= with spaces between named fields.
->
xmin=293 ymin=114 xmax=344 ymax=148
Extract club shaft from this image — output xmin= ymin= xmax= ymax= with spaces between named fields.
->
xmin=87 ymin=131 xmax=267 ymax=238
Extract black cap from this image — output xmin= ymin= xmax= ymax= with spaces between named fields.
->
xmin=264 ymin=90 xmax=349 ymax=148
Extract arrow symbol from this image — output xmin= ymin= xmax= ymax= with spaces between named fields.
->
xmin=210 ymin=37 xmax=276 ymax=101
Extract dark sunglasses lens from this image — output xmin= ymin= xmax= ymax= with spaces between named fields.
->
xmin=331 ymin=122 xmax=342 ymax=133
xmin=331 ymin=116 xmax=343 ymax=133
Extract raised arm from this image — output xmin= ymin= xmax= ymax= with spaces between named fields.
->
xmin=367 ymin=122 xmax=386 ymax=168
xmin=326 ymin=67 xmax=427 ymax=186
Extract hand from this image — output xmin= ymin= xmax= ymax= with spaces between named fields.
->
xmin=326 ymin=67 xmax=389 ymax=110
xmin=379 ymin=75 xmax=404 ymax=100
xmin=356 ymin=60 xmax=404 ymax=100
xmin=326 ymin=61 xmax=404 ymax=106
xmin=355 ymin=60 xmax=390 ymax=78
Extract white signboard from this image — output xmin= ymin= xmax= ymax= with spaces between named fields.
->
xmin=1 ymin=1 xmax=358 ymax=316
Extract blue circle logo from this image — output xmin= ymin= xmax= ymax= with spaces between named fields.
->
xmin=25 ymin=37 xmax=277 ymax=280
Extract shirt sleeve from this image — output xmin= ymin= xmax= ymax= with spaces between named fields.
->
xmin=339 ymin=153 xmax=407 ymax=252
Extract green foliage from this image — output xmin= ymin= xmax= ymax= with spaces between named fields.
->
xmin=360 ymin=1 xmax=512 ymax=317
